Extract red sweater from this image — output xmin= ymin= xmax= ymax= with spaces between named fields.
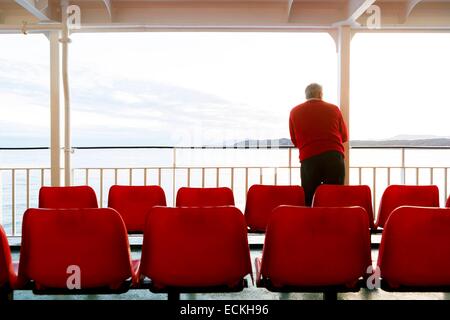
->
xmin=289 ymin=99 xmax=348 ymax=161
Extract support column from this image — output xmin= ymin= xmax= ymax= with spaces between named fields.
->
xmin=337 ymin=26 xmax=351 ymax=185
xmin=61 ymin=0 xmax=72 ymax=186
xmin=49 ymin=31 xmax=61 ymax=187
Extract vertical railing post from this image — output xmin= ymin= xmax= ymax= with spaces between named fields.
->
xmin=11 ymin=169 xmax=15 ymax=236
xmin=373 ymin=168 xmax=377 ymax=214
xmin=26 ymin=169 xmax=30 ymax=209
xmin=0 ymin=170 xmax=2 ymax=226
xmin=202 ymin=168 xmax=205 ymax=188
xmin=288 ymin=148 xmax=292 ymax=185
xmin=187 ymin=168 xmax=191 ymax=187
xmin=172 ymin=148 xmax=177 ymax=205
xmin=216 ymin=168 xmax=219 ymax=188
xmin=49 ymin=30 xmax=61 ymax=187
xmin=100 ymin=168 xmax=104 ymax=207
xmin=245 ymin=168 xmax=249 ymax=200
xmin=401 ymin=147 xmax=406 ymax=184
xmin=230 ymin=167 xmax=234 ymax=192
xmin=445 ymin=168 xmax=448 ymax=201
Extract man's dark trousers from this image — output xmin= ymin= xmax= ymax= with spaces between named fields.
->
xmin=300 ymin=150 xmax=345 ymax=206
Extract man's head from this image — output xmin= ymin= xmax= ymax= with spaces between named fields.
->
xmin=305 ymin=83 xmax=323 ymax=100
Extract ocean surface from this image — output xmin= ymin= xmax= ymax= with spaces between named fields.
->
xmin=2 ymin=147 xmax=450 ymax=235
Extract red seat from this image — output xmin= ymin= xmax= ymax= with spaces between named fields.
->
xmin=39 ymin=186 xmax=98 ymax=209
xmin=139 ymin=206 xmax=252 ymax=293
xmin=256 ymin=206 xmax=371 ymax=290
xmin=108 ymin=185 xmax=167 ymax=233
xmin=312 ymin=184 xmax=375 ymax=229
xmin=378 ymin=206 xmax=450 ymax=289
xmin=0 ymin=225 xmax=17 ymax=298
xmin=18 ymin=208 xmax=136 ymax=291
xmin=175 ymin=187 xmax=234 ymax=207
xmin=446 ymin=196 xmax=450 ymax=208
xmin=244 ymin=185 xmax=305 ymax=232
xmin=375 ymin=185 xmax=439 ymax=229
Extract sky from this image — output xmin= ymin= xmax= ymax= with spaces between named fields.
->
xmin=0 ymin=32 xmax=450 ymax=147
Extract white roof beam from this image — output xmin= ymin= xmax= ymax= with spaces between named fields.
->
xmin=102 ymin=0 xmax=113 ymax=22
xmin=346 ymin=0 xmax=377 ymax=23
xmin=401 ymin=0 xmax=423 ymax=24
xmin=14 ymin=0 xmax=51 ymax=21
xmin=287 ymin=0 xmax=294 ymax=21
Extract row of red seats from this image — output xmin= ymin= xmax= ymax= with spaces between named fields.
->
xmin=38 ymin=183 xmax=441 ymax=232
xmin=2 ymin=205 xmax=450 ymax=300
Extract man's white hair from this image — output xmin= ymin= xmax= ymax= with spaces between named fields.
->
xmin=305 ymin=83 xmax=323 ymax=99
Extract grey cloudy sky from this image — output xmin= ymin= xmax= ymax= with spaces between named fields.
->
xmin=1 ymin=32 xmax=449 ymax=147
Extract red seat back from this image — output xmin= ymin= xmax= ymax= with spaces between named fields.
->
xmin=376 ymin=185 xmax=439 ymax=228
xmin=39 ymin=186 xmax=98 ymax=209
xmin=176 ymin=187 xmax=234 ymax=207
xmin=139 ymin=206 xmax=252 ymax=288
xmin=0 ymin=225 xmax=16 ymax=289
xmin=18 ymin=208 xmax=134 ymax=289
xmin=245 ymin=185 xmax=305 ymax=232
xmin=446 ymin=196 xmax=450 ymax=208
xmin=260 ymin=206 xmax=371 ymax=288
xmin=378 ymin=206 xmax=450 ymax=288
xmin=312 ymin=184 xmax=375 ymax=229
xmin=108 ymin=185 xmax=166 ymax=233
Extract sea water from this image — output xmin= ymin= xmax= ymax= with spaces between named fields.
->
xmin=2 ymin=147 xmax=450 ymax=235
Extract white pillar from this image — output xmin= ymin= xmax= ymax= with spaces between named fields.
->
xmin=337 ymin=25 xmax=351 ymax=185
xmin=61 ymin=1 xmax=72 ymax=186
xmin=49 ymin=31 xmax=61 ymax=187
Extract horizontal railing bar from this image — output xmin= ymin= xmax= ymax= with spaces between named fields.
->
xmin=3 ymin=166 xmax=450 ymax=171
xmin=0 ymin=147 xmax=50 ymax=150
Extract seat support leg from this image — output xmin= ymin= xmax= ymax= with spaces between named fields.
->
xmin=0 ymin=289 xmax=13 ymax=302
xmin=168 ymin=290 xmax=180 ymax=301
xmin=323 ymin=291 xmax=337 ymax=301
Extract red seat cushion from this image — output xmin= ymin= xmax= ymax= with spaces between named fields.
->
xmin=176 ymin=187 xmax=234 ymax=207
xmin=312 ymin=184 xmax=375 ymax=229
xmin=139 ymin=206 xmax=252 ymax=289
xmin=39 ymin=186 xmax=98 ymax=209
xmin=18 ymin=208 xmax=135 ymax=289
xmin=376 ymin=185 xmax=439 ymax=228
xmin=108 ymin=185 xmax=166 ymax=233
xmin=0 ymin=225 xmax=17 ymax=289
xmin=378 ymin=206 xmax=450 ymax=288
xmin=259 ymin=206 xmax=371 ymax=288
xmin=244 ymin=185 xmax=305 ymax=232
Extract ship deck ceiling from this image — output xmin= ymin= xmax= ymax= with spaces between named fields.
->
xmin=0 ymin=0 xmax=450 ymax=31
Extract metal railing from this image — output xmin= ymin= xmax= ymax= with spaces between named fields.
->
xmin=1 ymin=146 xmax=450 ymax=237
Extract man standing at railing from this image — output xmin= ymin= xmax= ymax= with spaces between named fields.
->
xmin=289 ymin=83 xmax=348 ymax=206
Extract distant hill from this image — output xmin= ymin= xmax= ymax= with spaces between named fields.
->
xmin=388 ymin=134 xmax=450 ymax=141
xmin=223 ymin=137 xmax=450 ymax=148
xmin=351 ymin=138 xmax=450 ymax=147
xmin=231 ymin=138 xmax=293 ymax=148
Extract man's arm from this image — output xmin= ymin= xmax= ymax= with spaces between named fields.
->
xmin=339 ymin=112 xmax=349 ymax=143
xmin=289 ymin=115 xmax=297 ymax=147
